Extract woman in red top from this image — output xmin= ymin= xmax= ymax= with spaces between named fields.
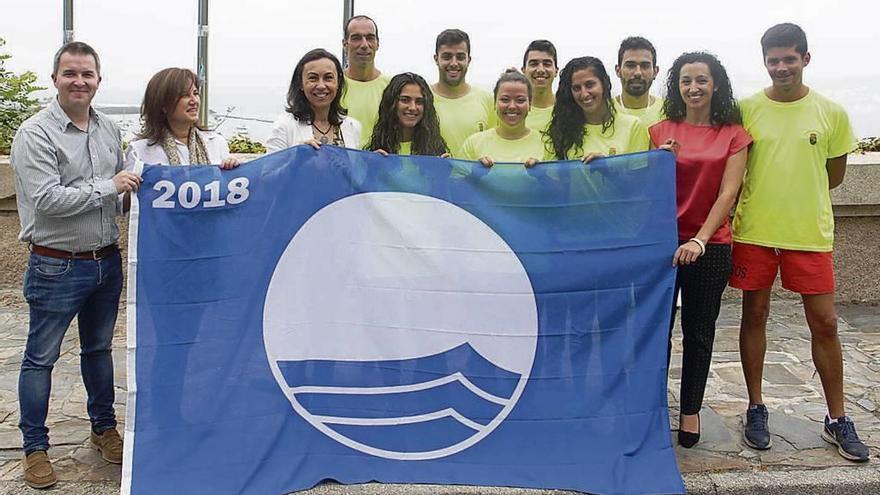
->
xmin=650 ymin=52 xmax=751 ymax=448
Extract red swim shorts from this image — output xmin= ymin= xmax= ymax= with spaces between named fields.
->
xmin=729 ymin=242 xmax=834 ymax=295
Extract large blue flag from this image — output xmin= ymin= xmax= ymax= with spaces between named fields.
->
xmin=123 ymin=147 xmax=683 ymax=495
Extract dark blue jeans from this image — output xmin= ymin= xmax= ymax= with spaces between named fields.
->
xmin=19 ymin=251 xmax=122 ymax=454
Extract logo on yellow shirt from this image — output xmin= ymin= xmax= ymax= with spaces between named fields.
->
xmin=808 ymin=131 xmax=818 ymax=146
xmin=608 ymin=146 xmax=618 ymax=156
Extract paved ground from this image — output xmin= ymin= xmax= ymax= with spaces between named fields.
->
xmin=0 ymin=286 xmax=877 ymax=494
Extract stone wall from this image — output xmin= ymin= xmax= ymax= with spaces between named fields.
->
xmin=2 ymin=153 xmax=879 ymax=301
xmin=829 ymin=153 xmax=880 ymax=301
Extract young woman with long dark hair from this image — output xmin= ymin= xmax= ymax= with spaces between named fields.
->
xmin=545 ymin=56 xmax=649 ymax=162
xmin=366 ymin=72 xmax=447 ymax=156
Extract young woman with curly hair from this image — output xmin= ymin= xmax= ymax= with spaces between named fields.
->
xmin=649 ymin=51 xmax=751 ymax=448
xmin=365 ymin=72 xmax=448 ymax=156
xmin=545 ymin=56 xmax=649 ymax=162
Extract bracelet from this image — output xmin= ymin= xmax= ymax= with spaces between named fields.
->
xmin=688 ymin=238 xmax=706 ymax=256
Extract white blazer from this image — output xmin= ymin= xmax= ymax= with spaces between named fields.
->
xmin=264 ymin=113 xmax=361 ymax=154
xmin=125 ymin=130 xmax=230 ymax=167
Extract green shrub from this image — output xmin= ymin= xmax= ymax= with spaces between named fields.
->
xmin=227 ymin=134 xmax=266 ymax=154
xmin=0 ymin=38 xmax=44 ymax=154
xmin=857 ymin=137 xmax=879 ymax=153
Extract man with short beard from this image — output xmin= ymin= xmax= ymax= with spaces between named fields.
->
xmin=341 ymin=15 xmax=390 ymax=144
xmin=431 ymin=29 xmax=495 ymax=156
xmin=614 ymin=36 xmax=664 ymax=126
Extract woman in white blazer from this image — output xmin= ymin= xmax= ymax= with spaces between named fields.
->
xmin=125 ymin=68 xmax=239 ymax=169
xmin=265 ymin=48 xmax=362 ymax=153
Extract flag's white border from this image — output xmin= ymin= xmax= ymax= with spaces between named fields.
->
xmin=120 ymin=185 xmax=141 ymax=495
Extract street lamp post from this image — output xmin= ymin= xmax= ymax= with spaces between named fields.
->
xmin=197 ymin=0 xmax=209 ymax=127
xmin=342 ymin=0 xmax=354 ymax=67
xmin=63 ymin=0 xmax=75 ymax=43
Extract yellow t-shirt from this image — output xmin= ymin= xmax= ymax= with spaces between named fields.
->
xmin=541 ymin=113 xmax=649 ymax=207
xmin=455 ymin=128 xmax=542 ymax=196
xmin=547 ymin=113 xmax=650 ymax=160
xmin=526 ymin=105 xmax=553 ymax=133
xmin=732 ymin=90 xmax=857 ymax=251
xmin=458 ymin=128 xmax=544 ymax=163
xmin=434 ymin=87 xmax=495 ymax=157
xmin=397 ymin=141 xmax=412 ymax=156
xmin=342 ymin=73 xmax=391 ymax=145
xmin=615 ymin=96 xmax=666 ymax=127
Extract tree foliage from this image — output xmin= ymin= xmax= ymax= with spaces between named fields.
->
xmin=0 ymin=38 xmax=44 ymax=154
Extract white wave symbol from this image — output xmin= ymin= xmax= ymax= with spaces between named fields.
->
xmin=289 ymin=372 xmax=510 ymax=432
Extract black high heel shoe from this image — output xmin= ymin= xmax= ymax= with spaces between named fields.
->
xmin=678 ymin=413 xmax=701 ymax=448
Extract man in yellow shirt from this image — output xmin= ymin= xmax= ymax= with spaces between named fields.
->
xmin=431 ymin=29 xmax=495 ymax=156
xmin=341 ymin=15 xmax=390 ymax=144
xmin=614 ymin=37 xmax=664 ymax=127
xmin=521 ymin=40 xmax=558 ymax=133
xmin=732 ymin=23 xmax=867 ymax=463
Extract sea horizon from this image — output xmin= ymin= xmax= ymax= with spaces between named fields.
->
xmin=81 ymin=75 xmax=880 ymax=145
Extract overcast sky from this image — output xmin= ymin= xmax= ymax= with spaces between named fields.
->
xmin=2 ymin=0 xmax=878 ymax=140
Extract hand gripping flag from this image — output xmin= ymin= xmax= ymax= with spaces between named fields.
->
xmin=123 ymin=147 xmax=684 ymax=495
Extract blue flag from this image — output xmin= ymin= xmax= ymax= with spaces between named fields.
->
xmin=123 ymin=147 xmax=683 ymax=495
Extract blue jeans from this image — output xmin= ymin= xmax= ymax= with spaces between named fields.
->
xmin=19 ymin=250 xmax=122 ymax=454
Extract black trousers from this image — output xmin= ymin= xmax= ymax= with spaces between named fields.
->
xmin=669 ymin=243 xmax=731 ymax=415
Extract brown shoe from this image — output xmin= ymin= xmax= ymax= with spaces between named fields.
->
xmin=91 ymin=428 xmax=123 ymax=464
xmin=22 ymin=451 xmax=57 ymax=489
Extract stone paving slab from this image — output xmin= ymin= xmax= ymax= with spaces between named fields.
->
xmin=0 ymin=291 xmax=877 ymax=493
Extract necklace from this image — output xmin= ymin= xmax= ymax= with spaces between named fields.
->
xmin=312 ymin=122 xmax=334 ymax=145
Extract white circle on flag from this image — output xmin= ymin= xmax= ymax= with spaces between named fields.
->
xmin=263 ymin=192 xmax=538 ymax=460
